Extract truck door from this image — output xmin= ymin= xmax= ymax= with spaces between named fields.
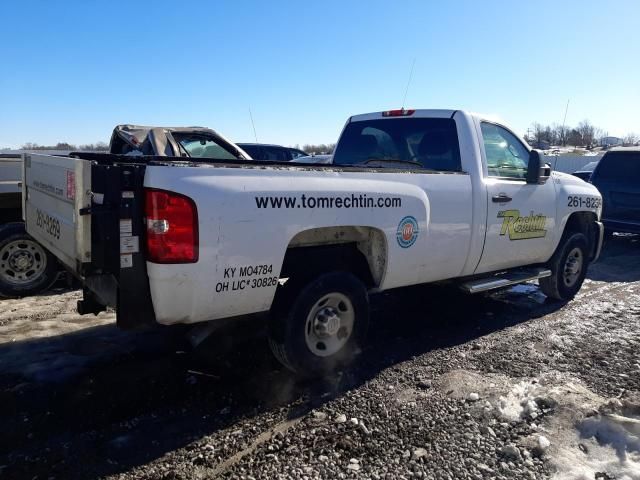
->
xmin=474 ymin=122 xmax=557 ymax=274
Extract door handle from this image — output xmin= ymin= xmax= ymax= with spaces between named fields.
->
xmin=492 ymin=193 xmax=512 ymax=203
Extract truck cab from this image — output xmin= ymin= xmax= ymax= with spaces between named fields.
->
xmin=330 ymin=109 xmax=602 ymax=282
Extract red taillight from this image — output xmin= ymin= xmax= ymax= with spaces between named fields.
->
xmin=144 ymin=188 xmax=198 ymax=264
xmin=382 ymin=109 xmax=415 ymax=117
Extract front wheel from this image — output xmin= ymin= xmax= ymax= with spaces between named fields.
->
xmin=268 ymin=271 xmax=369 ymax=376
xmin=539 ymin=232 xmax=589 ymax=301
xmin=0 ymin=222 xmax=59 ymax=298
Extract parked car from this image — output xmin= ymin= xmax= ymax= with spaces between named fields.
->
xmin=294 ymin=154 xmax=333 ymax=164
xmin=589 ymin=148 xmax=640 ymax=235
xmin=237 ymin=143 xmax=307 ymax=161
xmin=0 ymin=125 xmax=249 ymax=298
xmin=572 ymin=161 xmax=599 ymax=181
xmin=24 ymin=108 xmax=603 ymax=375
xmin=110 ymin=125 xmax=250 ymax=160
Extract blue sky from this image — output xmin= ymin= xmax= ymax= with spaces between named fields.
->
xmin=1 ymin=0 xmax=638 ymax=148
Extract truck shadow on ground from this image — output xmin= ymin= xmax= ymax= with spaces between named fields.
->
xmin=0 ymin=287 xmax=561 ymax=479
xmin=0 ymin=237 xmax=636 ymax=479
xmin=587 ymin=234 xmax=640 ymax=282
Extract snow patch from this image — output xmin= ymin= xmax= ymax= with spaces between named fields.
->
xmin=509 ymin=284 xmax=539 ymax=294
xmin=548 ymin=333 xmax=574 ymax=349
xmin=551 ymin=410 xmax=640 ymax=480
xmin=497 ymin=380 xmax=542 ymax=421
xmin=437 ymin=369 xmax=640 ymax=480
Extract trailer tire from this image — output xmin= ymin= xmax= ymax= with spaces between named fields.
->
xmin=268 ymin=271 xmax=369 ymax=376
xmin=0 ymin=223 xmax=58 ymax=298
xmin=539 ymin=232 xmax=589 ymax=301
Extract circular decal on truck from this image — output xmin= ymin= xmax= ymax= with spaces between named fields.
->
xmin=396 ymin=216 xmax=419 ymax=248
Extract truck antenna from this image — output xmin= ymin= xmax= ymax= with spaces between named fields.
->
xmin=249 ymin=107 xmax=258 ymax=143
xmin=561 ymin=99 xmax=570 ymax=146
xmin=401 ymin=58 xmax=416 ymax=110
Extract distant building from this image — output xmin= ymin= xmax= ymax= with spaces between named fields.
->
xmin=600 ymin=136 xmax=623 ymax=147
xmin=531 ymin=140 xmax=551 ymax=150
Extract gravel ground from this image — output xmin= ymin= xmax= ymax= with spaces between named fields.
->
xmin=0 ymin=235 xmax=639 ymax=480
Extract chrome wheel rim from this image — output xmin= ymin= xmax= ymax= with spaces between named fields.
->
xmin=0 ymin=239 xmax=47 ymax=286
xmin=563 ymin=247 xmax=583 ymax=288
xmin=304 ymin=292 xmax=355 ymax=357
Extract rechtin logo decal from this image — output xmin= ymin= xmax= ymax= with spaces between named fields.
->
xmin=498 ymin=210 xmax=547 ymax=240
xmin=396 ymin=216 xmax=419 ymax=248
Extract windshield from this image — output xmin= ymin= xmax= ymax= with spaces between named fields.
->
xmin=580 ymin=161 xmax=599 ymax=172
xmin=332 ymin=118 xmax=462 ymax=171
xmin=173 ymin=134 xmax=239 ymax=160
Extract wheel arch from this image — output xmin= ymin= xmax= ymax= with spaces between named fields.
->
xmin=280 ymin=226 xmax=388 ymax=288
xmin=558 ymin=211 xmax=599 ymax=260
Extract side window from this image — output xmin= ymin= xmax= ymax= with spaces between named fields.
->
xmin=263 ymin=147 xmax=290 ymax=161
xmin=240 ymin=145 xmax=263 ymax=160
xmin=289 ymin=149 xmax=307 ymax=159
xmin=481 ymin=123 xmax=529 ymax=179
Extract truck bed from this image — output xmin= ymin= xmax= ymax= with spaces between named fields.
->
xmin=23 ymin=151 xmax=470 ymax=328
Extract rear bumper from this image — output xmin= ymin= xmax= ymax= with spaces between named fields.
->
xmin=602 ymin=218 xmax=640 ymax=235
xmin=592 ymin=221 xmax=604 ymax=263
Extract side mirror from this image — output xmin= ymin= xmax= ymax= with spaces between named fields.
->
xmin=526 ymin=149 xmax=552 ymax=184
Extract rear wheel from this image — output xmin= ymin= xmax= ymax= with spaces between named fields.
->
xmin=539 ymin=232 xmax=589 ymax=301
xmin=268 ymin=271 xmax=369 ymax=376
xmin=0 ymin=223 xmax=58 ymax=298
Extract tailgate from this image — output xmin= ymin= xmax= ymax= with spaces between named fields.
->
xmin=22 ymin=153 xmax=92 ymax=273
xmin=0 ymin=156 xmax=22 ymax=195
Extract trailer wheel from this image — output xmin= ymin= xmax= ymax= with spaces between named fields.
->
xmin=268 ymin=271 xmax=369 ymax=376
xmin=0 ymin=223 xmax=58 ymax=298
xmin=539 ymin=232 xmax=589 ymax=301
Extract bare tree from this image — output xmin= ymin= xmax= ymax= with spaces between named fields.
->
xmin=79 ymin=141 xmax=109 ymax=151
xmin=302 ymin=143 xmax=336 ymax=154
xmin=567 ymin=129 xmax=582 ymax=146
xmin=576 ymin=120 xmax=595 ymax=146
xmin=55 ymin=142 xmax=76 ymax=150
xmin=20 ymin=141 xmax=108 ymax=151
xmin=530 ymin=123 xmax=546 ymax=145
xmin=593 ymin=127 xmax=605 ymax=145
xmin=623 ymin=133 xmax=639 ymax=146
xmin=552 ymin=123 xmax=567 ymax=146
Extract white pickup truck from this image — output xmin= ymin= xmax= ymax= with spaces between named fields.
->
xmin=23 ymin=109 xmax=604 ymax=375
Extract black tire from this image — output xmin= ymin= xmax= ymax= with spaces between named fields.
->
xmin=0 ymin=222 xmax=58 ymax=298
xmin=268 ymin=271 xmax=369 ymax=376
xmin=539 ymin=232 xmax=590 ymax=301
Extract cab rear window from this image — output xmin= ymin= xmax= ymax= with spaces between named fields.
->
xmin=333 ymin=118 xmax=461 ymax=171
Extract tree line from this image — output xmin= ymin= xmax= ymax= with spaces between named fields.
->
xmin=524 ymin=120 xmax=638 ymax=147
xmin=16 ymin=123 xmax=640 ymax=154
xmin=20 ymin=142 xmax=109 ymax=151
xmin=296 ymin=144 xmax=336 ymax=155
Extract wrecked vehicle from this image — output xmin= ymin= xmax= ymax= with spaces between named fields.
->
xmin=0 ymin=125 xmax=248 ymax=297
xmin=110 ymin=125 xmax=250 ymax=160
